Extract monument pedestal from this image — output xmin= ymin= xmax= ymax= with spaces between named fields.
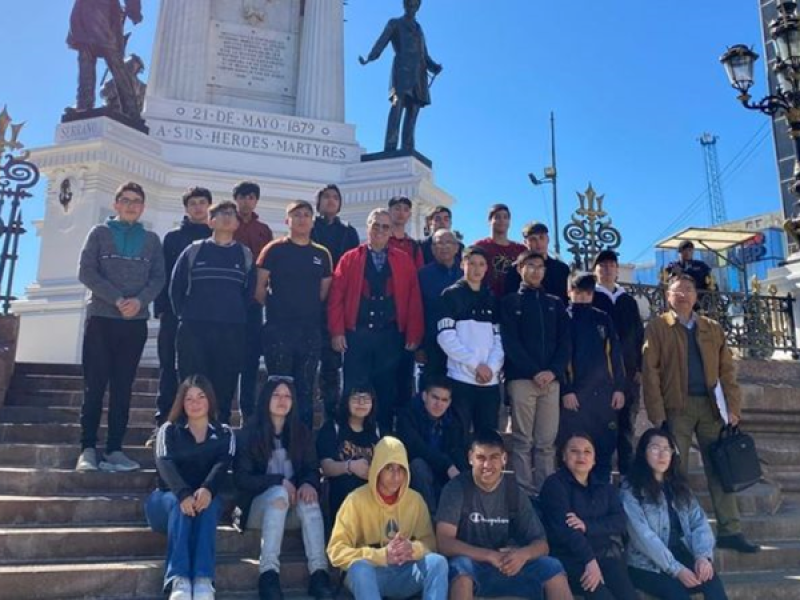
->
xmin=14 ymin=113 xmax=452 ymax=364
xmin=13 ymin=0 xmax=455 ymax=364
xmin=62 ymin=107 xmax=149 ymax=135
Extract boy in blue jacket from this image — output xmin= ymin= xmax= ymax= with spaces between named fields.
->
xmin=559 ymin=273 xmax=625 ymax=483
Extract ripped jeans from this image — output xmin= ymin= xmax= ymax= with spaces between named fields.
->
xmin=247 ymin=484 xmax=328 ymax=575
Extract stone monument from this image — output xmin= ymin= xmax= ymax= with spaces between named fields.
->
xmin=13 ymin=0 xmax=454 ymax=364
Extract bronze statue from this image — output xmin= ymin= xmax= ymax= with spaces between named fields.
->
xmin=101 ymin=54 xmax=147 ymax=115
xmin=359 ymin=0 xmax=442 ymax=153
xmin=66 ymin=0 xmax=143 ymax=122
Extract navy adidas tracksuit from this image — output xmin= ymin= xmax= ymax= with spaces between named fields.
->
xmin=559 ymin=303 xmax=625 ymax=483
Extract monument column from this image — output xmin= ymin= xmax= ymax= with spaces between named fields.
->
xmin=296 ymin=0 xmax=345 ymax=122
xmin=146 ymin=0 xmax=212 ymax=103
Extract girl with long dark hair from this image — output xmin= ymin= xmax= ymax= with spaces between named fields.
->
xmin=233 ymin=376 xmax=333 ymax=600
xmin=316 ymin=386 xmax=381 ymax=521
xmin=621 ymin=428 xmax=728 ymax=599
xmin=539 ymin=432 xmax=637 ymax=599
xmin=145 ymin=375 xmax=234 ymax=600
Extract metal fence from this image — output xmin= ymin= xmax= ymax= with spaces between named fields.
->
xmin=622 ymin=283 xmax=799 ymax=359
xmin=0 ymin=107 xmax=39 ymax=314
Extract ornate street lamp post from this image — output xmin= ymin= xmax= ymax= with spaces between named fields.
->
xmin=721 ymin=1 xmax=800 ymax=249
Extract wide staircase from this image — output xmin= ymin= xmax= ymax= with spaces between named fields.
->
xmin=0 ymin=361 xmax=799 ymax=599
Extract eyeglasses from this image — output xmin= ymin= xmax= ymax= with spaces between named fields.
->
xmin=647 ymin=445 xmax=676 ymax=457
xmin=117 ymin=196 xmax=144 ymax=206
xmin=267 ymin=375 xmax=295 ymax=383
xmin=349 ymin=394 xmax=373 ymax=405
xmin=370 ymin=223 xmax=392 ymax=232
xmin=522 ymin=264 xmax=546 ymax=272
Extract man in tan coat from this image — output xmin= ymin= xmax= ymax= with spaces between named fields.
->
xmin=642 ymin=275 xmax=759 ymax=554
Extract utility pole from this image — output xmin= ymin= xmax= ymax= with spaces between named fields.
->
xmin=529 ymin=111 xmax=561 ymax=254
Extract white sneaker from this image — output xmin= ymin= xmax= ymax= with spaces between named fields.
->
xmin=193 ymin=577 xmax=215 ymax=600
xmin=99 ymin=451 xmax=140 ymax=472
xmin=75 ymin=448 xmax=98 ymax=472
xmin=168 ymin=576 xmax=192 ymax=600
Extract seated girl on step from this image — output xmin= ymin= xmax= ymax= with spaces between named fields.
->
xmin=145 ymin=374 xmax=234 ymax=600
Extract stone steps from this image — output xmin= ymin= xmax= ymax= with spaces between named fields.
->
xmin=0 ymin=423 xmax=154 ymax=445
xmin=9 ymin=374 xmax=159 ymax=394
xmin=0 ymin=525 xmax=305 ymax=564
xmin=0 ymin=493 xmax=147 ymax=526
xmin=0 ymin=443 xmax=155 ymax=469
xmin=0 ymin=405 xmax=242 ymax=428
xmin=4 ymin=390 xmax=159 ymax=409
xmin=1 ymin=362 xmax=799 ymax=600
xmin=0 ymin=557 xmax=307 ymax=600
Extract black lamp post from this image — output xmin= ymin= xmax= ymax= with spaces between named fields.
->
xmin=529 ymin=112 xmax=560 ymax=255
xmin=721 ymin=1 xmax=800 ymax=247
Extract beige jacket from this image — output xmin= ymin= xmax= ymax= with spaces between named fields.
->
xmin=642 ymin=312 xmax=741 ymax=425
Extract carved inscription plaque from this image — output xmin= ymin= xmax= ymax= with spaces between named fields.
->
xmin=208 ymin=20 xmax=297 ymax=96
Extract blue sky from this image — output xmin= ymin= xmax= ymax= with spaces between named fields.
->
xmin=2 ymin=0 xmax=780 ymax=294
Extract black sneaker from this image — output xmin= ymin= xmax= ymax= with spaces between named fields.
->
xmin=308 ymin=570 xmax=335 ymax=599
xmin=717 ymin=533 xmax=761 ymax=553
xmin=258 ymin=570 xmax=283 ymax=600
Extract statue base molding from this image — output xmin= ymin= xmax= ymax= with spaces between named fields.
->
xmin=61 ymin=107 xmax=149 ymax=135
xmin=362 ymin=149 xmax=433 ymax=169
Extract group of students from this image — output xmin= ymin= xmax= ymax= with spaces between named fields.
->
xmin=72 ymin=179 xmax=756 ymax=599
xmin=145 ymin=372 xmax=729 ymax=600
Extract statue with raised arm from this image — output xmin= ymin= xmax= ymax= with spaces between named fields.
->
xmin=66 ymin=0 xmax=143 ymax=123
xmin=359 ymin=0 xmax=443 ymax=153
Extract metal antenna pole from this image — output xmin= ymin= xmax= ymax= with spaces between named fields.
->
xmin=550 ymin=112 xmax=560 ymax=255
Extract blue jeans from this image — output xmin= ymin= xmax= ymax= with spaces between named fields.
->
xmin=145 ymin=490 xmax=222 ymax=590
xmin=448 ymin=555 xmax=564 ymax=599
xmin=345 ymin=554 xmax=448 ymax=600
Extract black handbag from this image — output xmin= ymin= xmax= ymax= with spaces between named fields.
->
xmin=709 ymin=425 xmax=762 ymax=493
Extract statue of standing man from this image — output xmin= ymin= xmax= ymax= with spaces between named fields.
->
xmin=66 ymin=0 xmax=143 ymax=124
xmin=359 ymin=0 xmax=443 ymax=153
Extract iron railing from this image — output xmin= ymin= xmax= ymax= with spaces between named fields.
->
xmin=622 ymin=283 xmax=799 ymax=359
xmin=0 ymin=107 xmax=39 ymax=314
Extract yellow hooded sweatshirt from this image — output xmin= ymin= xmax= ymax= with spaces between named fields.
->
xmin=327 ymin=436 xmax=437 ymax=570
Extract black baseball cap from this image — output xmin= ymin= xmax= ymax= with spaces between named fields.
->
xmin=678 ymin=240 xmax=695 ymax=251
xmin=593 ymin=249 xmax=619 ymax=268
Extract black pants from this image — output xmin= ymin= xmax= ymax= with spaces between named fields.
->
xmin=448 ymin=378 xmax=500 ymax=434
xmin=263 ymin=322 xmax=321 ymax=428
xmin=410 ymin=458 xmax=447 ymax=516
xmin=177 ymin=320 xmax=245 ymax=425
xmin=418 ymin=341 xmax=447 ymax=390
xmin=629 ymin=565 xmax=728 ymax=600
xmin=616 ymin=377 xmax=641 ymax=476
xmin=80 ymin=317 xmax=148 ymax=452
xmin=395 ymin=349 xmax=416 ymax=413
xmin=564 ymin=557 xmax=638 ymax=600
xmin=558 ymin=386 xmax=618 ymax=483
xmin=343 ymin=328 xmax=403 ymax=431
xmin=239 ymin=304 xmax=264 ymax=420
xmin=319 ymin=321 xmax=342 ymax=420
xmin=155 ymin=312 xmax=179 ymax=425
